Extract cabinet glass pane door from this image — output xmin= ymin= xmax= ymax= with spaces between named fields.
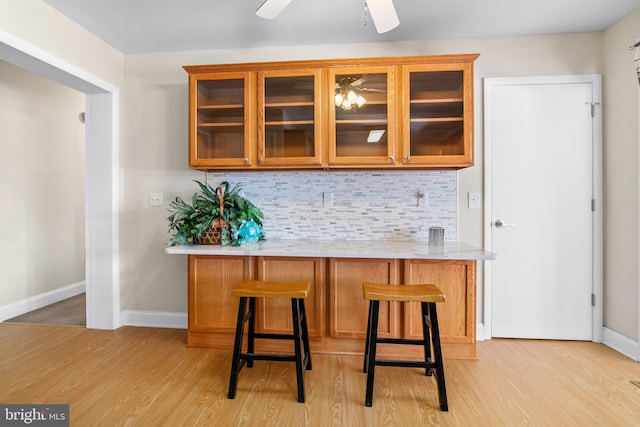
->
xmin=196 ymin=79 xmax=246 ymax=162
xmin=331 ymin=70 xmax=393 ymax=163
xmin=408 ymin=71 xmax=464 ymax=156
xmin=262 ymin=74 xmax=317 ymax=163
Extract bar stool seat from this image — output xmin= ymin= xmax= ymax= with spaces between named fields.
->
xmin=363 ymin=282 xmax=448 ymax=411
xmin=227 ymin=279 xmax=312 ymax=403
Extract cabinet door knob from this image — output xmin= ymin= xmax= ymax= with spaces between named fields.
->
xmin=244 ymin=158 xmax=249 ymax=164
xmin=405 ymin=155 xmax=410 ymax=161
xmin=258 ymin=157 xmax=263 ymax=163
xmin=389 ymin=155 xmax=395 ymax=162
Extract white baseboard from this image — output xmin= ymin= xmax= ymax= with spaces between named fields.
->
xmin=120 ymin=310 xmax=187 ymax=329
xmin=602 ymin=327 xmax=639 ymax=361
xmin=476 ymin=322 xmax=487 ymax=341
xmin=0 ymin=281 xmax=86 ymax=322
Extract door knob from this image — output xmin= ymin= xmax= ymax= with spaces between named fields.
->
xmin=494 ymin=219 xmax=515 ymax=228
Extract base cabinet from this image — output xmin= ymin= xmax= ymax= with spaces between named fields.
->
xmin=187 ymin=254 xmax=477 ymax=359
xmin=404 ymin=260 xmax=476 ymax=359
xmin=255 ymin=256 xmax=324 ymax=338
xmin=187 ymin=255 xmax=253 ymax=347
xmin=329 ymin=258 xmax=400 ymax=338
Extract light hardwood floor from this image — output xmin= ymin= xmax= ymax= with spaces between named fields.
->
xmin=1 ymin=323 xmax=639 ymax=426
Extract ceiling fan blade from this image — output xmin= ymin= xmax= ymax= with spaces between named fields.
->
xmin=366 ymin=0 xmax=400 ymax=34
xmin=256 ymin=0 xmax=294 ymax=20
xmin=351 ymin=75 xmax=373 ymax=87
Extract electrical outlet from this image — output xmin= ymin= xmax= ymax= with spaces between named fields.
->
xmin=323 ymin=192 xmax=333 ymax=207
xmin=418 ymin=187 xmax=428 ymax=207
xmin=149 ymin=192 xmax=163 ymax=207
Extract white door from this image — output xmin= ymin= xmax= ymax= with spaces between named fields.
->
xmin=484 ymin=76 xmax=602 ymax=340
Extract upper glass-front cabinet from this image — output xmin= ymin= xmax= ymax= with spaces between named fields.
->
xmin=328 ymin=66 xmax=396 ymax=165
xmin=184 ymin=54 xmax=477 ymax=170
xmin=401 ymin=63 xmax=474 ymax=167
xmin=257 ymin=70 xmax=322 ymax=166
xmin=190 ymin=72 xmax=254 ymax=167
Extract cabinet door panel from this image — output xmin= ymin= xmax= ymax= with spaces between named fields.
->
xmin=404 ymin=260 xmax=476 ymax=344
xmin=328 ymin=67 xmax=397 ymax=165
xmin=188 ymin=255 xmax=253 ymax=332
xmin=329 ymin=258 xmax=400 ymax=338
xmin=189 ymin=72 xmax=254 ymax=168
xmin=257 ymin=70 xmax=323 ymax=166
xmin=401 ymin=63 xmax=474 ymax=167
xmin=256 ymin=257 xmax=324 ymax=337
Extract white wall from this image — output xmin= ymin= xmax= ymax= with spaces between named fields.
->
xmin=0 ymin=60 xmax=85 ymax=306
xmin=123 ymin=32 xmax=603 ymax=319
xmin=3 ymin=0 xmax=637 ymax=343
xmin=0 ymin=0 xmax=123 ymax=87
xmin=603 ymin=9 xmax=640 ymax=341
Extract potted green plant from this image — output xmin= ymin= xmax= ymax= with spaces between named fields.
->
xmin=167 ymin=180 xmax=264 ymax=246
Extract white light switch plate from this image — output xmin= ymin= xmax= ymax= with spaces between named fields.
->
xmin=468 ymin=192 xmax=481 ymax=209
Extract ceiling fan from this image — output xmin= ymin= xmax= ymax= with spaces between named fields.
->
xmin=256 ymin=0 xmax=400 ymax=34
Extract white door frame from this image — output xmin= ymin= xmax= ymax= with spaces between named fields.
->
xmin=483 ymin=75 xmax=603 ymax=342
xmin=0 ymin=30 xmax=120 ymax=330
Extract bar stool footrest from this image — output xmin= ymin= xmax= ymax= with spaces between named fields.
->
xmin=376 ymin=338 xmax=425 ymax=346
xmin=374 ymin=359 xmax=436 ymax=369
xmin=252 ymin=333 xmax=296 ymax=340
xmin=241 ymin=353 xmax=297 ymax=363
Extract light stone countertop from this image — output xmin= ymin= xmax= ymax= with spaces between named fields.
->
xmin=165 ymin=239 xmax=496 ymax=260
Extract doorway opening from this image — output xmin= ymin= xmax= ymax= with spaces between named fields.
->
xmin=0 ymin=32 xmax=120 ymax=329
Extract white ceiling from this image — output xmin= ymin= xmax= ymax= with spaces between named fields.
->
xmin=42 ymin=0 xmax=640 ymax=54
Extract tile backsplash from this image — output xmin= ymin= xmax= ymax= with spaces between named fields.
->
xmin=207 ymin=170 xmax=457 ymax=242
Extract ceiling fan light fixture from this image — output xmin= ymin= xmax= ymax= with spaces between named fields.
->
xmin=256 ymin=0 xmax=294 ymax=19
xmin=335 ymin=85 xmax=367 ymax=110
xmin=366 ymin=0 xmax=400 ymax=34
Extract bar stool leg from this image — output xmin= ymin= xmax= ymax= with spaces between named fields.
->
xmin=364 ymin=300 xmax=380 ymax=407
xmin=228 ymin=296 xmax=248 ymax=399
xmin=298 ymin=298 xmax=312 ymax=370
xmin=246 ymin=297 xmax=256 ymax=368
xmin=421 ymin=302 xmax=433 ymax=377
xmin=363 ymin=300 xmax=374 ymax=373
xmin=291 ymin=298 xmax=306 ymax=403
xmin=428 ymin=302 xmax=448 ymax=411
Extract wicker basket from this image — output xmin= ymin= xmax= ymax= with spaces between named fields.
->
xmin=192 ymin=185 xmax=227 ymax=245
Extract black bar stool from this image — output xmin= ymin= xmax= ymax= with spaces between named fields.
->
xmin=227 ymin=279 xmax=312 ymax=403
xmin=362 ymin=282 xmax=448 ymax=411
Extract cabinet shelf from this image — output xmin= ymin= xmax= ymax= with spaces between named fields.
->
xmin=266 ymin=101 xmax=314 ymax=108
xmin=198 ymin=104 xmax=243 ymax=110
xmin=198 ymin=122 xmax=244 ymax=128
xmin=410 ymin=117 xmax=463 ymax=123
xmin=336 ymin=119 xmax=388 ymax=125
xmin=410 ymin=98 xmax=463 ymax=104
xmin=265 ymin=120 xmax=315 ymax=126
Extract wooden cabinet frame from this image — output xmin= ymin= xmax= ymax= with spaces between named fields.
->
xmin=188 ymin=72 xmax=255 ymax=168
xmin=400 ymin=62 xmax=474 ymax=168
xmin=186 ymin=254 xmax=477 ymax=359
xmin=184 ymin=54 xmax=479 ymax=171
xmin=257 ymin=69 xmax=324 ymax=167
